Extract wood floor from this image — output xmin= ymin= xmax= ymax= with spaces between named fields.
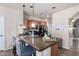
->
xmin=0 ymin=49 xmax=13 ymax=56
xmin=59 ymin=40 xmax=79 ymax=56
xmin=0 ymin=40 xmax=79 ymax=56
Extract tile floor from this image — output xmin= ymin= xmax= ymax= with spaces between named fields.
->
xmin=0 ymin=40 xmax=79 ymax=56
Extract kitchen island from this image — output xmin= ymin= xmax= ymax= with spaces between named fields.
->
xmin=17 ymin=35 xmax=59 ymax=56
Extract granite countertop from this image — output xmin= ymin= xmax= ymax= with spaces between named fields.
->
xmin=17 ymin=35 xmax=59 ymax=51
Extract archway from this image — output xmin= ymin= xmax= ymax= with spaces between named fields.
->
xmin=69 ymin=12 xmax=79 ymax=40
xmin=69 ymin=12 xmax=79 ymax=50
xmin=73 ymin=19 xmax=79 ymax=39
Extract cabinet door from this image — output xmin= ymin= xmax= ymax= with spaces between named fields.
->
xmin=51 ymin=43 xmax=59 ymax=56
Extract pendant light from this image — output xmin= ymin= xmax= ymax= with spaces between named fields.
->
xmin=22 ymin=4 xmax=26 ymax=29
xmin=31 ymin=3 xmax=36 ymax=28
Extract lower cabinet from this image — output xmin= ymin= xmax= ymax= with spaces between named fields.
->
xmin=36 ymin=47 xmax=51 ymax=56
xmin=51 ymin=43 xmax=59 ymax=56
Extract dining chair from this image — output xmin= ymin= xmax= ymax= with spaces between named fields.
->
xmin=14 ymin=37 xmax=36 ymax=56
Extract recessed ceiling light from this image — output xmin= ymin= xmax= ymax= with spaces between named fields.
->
xmin=52 ymin=7 xmax=56 ymax=9
xmin=23 ymin=5 xmax=26 ymax=7
xmin=30 ymin=6 xmax=33 ymax=8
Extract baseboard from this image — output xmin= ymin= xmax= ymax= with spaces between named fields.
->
xmin=61 ymin=46 xmax=70 ymax=50
xmin=3 ymin=47 xmax=13 ymax=50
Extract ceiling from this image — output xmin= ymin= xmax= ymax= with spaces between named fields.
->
xmin=0 ymin=3 xmax=79 ymax=19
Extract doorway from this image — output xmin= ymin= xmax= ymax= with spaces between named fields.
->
xmin=72 ymin=19 xmax=79 ymax=52
xmin=73 ymin=19 xmax=79 ymax=39
xmin=69 ymin=12 xmax=79 ymax=52
xmin=0 ymin=16 xmax=5 ymax=50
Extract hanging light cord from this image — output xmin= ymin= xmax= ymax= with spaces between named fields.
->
xmin=33 ymin=3 xmax=34 ymax=20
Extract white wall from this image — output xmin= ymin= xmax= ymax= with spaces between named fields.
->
xmin=0 ymin=5 xmax=23 ymax=50
xmin=52 ymin=5 xmax=79 ymax=49
xmin=5 ymin=7 xmax=18 ymax=49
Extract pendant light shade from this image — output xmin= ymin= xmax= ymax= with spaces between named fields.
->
xmin=31 ymin=23 xmax=36 ymax=28
xmin=22 ymin=4 xmax=26 ymax=29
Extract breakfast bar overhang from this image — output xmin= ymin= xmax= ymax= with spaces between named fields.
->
xmin=17 ymin=35 xmax=59 ymax=56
